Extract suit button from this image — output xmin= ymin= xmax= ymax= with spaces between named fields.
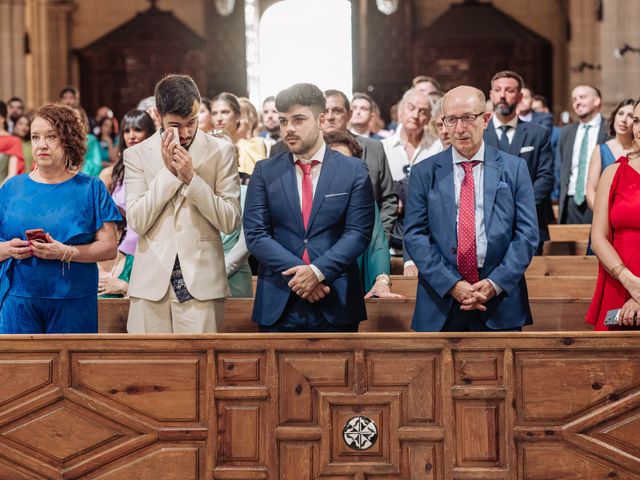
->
xmin=176 ymin=225 xmax=183 ymax=233
xmin=451 ymin=247 xmax=457 ymax=254
xmin=303 ymin=239 xmax=309 ymax=244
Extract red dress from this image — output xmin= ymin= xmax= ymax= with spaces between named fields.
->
xmin=586 ymin=156 xmax=640 ymax=330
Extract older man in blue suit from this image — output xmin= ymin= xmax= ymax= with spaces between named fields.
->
xmin=244 ymin=83 xmax=374 ymax=332
xmin=404 ymin=86 xmax=538 ymax=332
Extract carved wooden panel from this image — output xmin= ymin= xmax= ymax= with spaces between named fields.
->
xmin=0 ymin=334 xmax=637 ymax=478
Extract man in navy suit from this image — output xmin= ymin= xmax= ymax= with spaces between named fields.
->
xmin=244 ymin=83 xmax=374 ymax=332
xmin=484 ymin=71 xmax=554 ymax=252
xmin=404 ymin=86 xmax=538 ymax=332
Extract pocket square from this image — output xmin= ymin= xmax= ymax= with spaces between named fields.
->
xmin=497 ymin=181 xmax=509 ymax=189
xmin=520 ymin=146 xmax=534 ymax=153
xmin=325 ymin=192 xmax=348 ymax=198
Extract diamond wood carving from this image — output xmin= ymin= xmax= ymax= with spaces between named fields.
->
xmin=0 ymin=334 xmax=637 ymax=478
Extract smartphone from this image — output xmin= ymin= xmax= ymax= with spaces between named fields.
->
xmin=25 ymin=228 xmax=50 ymax=243
xmin=172 ymin=127 xmax=180 ymax=147
xmin=604 ymin=309 xmax=620 ymax=327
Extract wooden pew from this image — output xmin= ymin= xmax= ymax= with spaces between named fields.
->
xmin=363 ymin=275 xmax=596 ymax=299
xmin=98 ymin=296 xmax=593 ymax=333
xmin=2 ymin=333 xmax=638 ymax=478
xmin=544 ymin=224 xmax=591 ymax=255
xmin=527 ymin=255 xmax=597 ymax=276
xmin=548 ymin=224 xmax=591 ymax=242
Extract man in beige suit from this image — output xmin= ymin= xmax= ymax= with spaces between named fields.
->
xmin=124 ymin=74 xmax=241 ymax=333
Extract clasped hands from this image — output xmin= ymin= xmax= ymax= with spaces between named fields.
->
xmin=450 ymin=279 xmax=496 ymax=311
xmin=5 ymin=235 xmax=68 ymax=261
xmin=161 ymin=128 xmax=194 ymax=184
xmin=282 ymin=265 xmax=330 ymax=303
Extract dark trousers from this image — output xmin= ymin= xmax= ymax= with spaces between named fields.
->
xmin=561 ymin=195 xmax=593 ymax=224
xmin=259 ymin=294 xmax=359 ymax=333
xmin=442 ymin=304 xmax=522 ymax=332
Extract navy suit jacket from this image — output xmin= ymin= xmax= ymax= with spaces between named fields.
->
xmin=531 ymin=111 xmax=554 ymax=132
xmin=484 ymin=119 xmax=554 ymax=243
xmin=243 ymin=148 xmax=374 ymax=326
xmin=404 ymin=145 xmax=539 ymax=332
xmin=558 ymin=117 xmax=609 ymax=222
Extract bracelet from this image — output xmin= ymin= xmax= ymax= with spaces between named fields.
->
xmin=60 ymin=245 xmax=74 ymax=276
xmin=375 ymin=273 xmax=392 ymax=287
xmin=611 ymin=263 xmax=627 ymax=280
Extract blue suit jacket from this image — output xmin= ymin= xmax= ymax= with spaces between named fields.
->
xmin=403 ymin=145 xmax=539 ymax=332
xmin=243 ymin=148 xmax=374 ymax=326
xmin=484 ymin=119 xmax=554 ymax=243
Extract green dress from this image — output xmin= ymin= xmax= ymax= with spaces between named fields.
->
xmin=357 ymin=205 xmax=391 ymax=292
xmin=223 ymin=185 xmax=253 ymax=297
xmin=82 ymin=134 xmax=103 ymax=177
xmin=99 ymin=253 xmax=134 ymax=298
xmin=21 ymin=139 xmax=33 ymax=173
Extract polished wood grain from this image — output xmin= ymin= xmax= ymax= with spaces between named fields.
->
xmin=98 ymin=296 xmax=592 ymax=335
xmin=0 ymin=334 xmax=638 ymax=478
xmin=548 ymin=224 xmax=592 ymax=242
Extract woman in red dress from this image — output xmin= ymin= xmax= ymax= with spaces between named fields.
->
xmin=587 ymin=101 xmax=640 ymax=330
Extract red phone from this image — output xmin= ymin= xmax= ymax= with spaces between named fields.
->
xmin=25 ymin=229 xmax=51 ymax=243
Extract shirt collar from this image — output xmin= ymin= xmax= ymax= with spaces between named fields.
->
xmin=581 ymin=114 xmax=602 ymax=129
xmin=452 ymin=141 xmax=485 ymax=164
xmin=519 ymin=112 xmax=533 ymax=122
xmin=492 ymin=114 xmax=519 ymax=130
xmin=294 ymin=141 xmax=326 ymax=164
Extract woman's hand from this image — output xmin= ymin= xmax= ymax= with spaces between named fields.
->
xmin=618 ymin=298 xmax=640 ymax=327
xmin=98 ymin=277 xmax=128 ymax=296
xmin=1 ymin=238 xmax=33 ymax=261
xmin=30 ymin=233 xmax=68 ymax=260
xmin=364 ymin=280 xmax=404 ymax=300
xmin=619 ymin=269 xmax=640 ymax=305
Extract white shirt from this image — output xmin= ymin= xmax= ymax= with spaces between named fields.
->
xmin=382 ymin=124 xmax=442 ymax=181
xmin=492 ymin=115 xmax=518 ymax=144
xmin=451 ymin=143 xmax=502 ymax=295
xmin=568 ymin=114 xmax=602 ymax=196
xmin=293 ymin=142 xmax=326 ymax=281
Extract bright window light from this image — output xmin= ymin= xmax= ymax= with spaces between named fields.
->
xmin=258 ymin=0 xmax=353 ymax=103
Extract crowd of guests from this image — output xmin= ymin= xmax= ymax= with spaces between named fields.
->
xmin=0 ymin=70 xmax=638 ymax=335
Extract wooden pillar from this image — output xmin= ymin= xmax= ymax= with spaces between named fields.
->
xmin=0 ymin=0 xmax=26 ymax=102
xmin=25 ymin=0 xmax=74 ymax=108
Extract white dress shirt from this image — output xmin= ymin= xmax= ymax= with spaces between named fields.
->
xmin=568 ymin=114 xmax=602 ymax=196
xmin=451 ymin=143 xmax=503 ymax=295
xmin=382 ymin=124 xmax=442 ymax=181
xmin=292 ymin=142 xmax=326 ymax=281
xmin=492 ymin=115 xmax=518 ymax=144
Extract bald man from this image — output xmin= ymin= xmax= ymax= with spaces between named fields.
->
xmin=404 ymin=86 xmax=538 ymax=332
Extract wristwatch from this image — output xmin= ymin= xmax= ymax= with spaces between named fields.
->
xmin=375 ymin=273 xmax=392 ymax=287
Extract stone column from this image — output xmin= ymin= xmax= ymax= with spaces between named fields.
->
xmin=25 ymin=0 xmax=74 ymax=108
xmin=566 ymin=0 xmax=601 ymax=109
xmin=0 ymin=0 xmax=27 ymax=102
xmin=599 ymin=0 xmax=640 ymax=113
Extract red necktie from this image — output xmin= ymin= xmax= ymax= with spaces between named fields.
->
xmin=457 ymin=161 xmax=481 ymax=284
xmin=296 ymin=159 xmax=320 ymax=264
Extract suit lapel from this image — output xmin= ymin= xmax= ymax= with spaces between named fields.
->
xmin=509 ymin=121 xmax=527 ymax=156
xmin=282 ymin=154 xmax=304 ymax=236
xmin=174 ymin=130 xmax=207 ymax=212
xmin=434 ymin=150 xmax=456 ymax=237
xmin=483 ymin=124 xmax=499 ymax=147
xmin=483 ymin=147 xmax=503 ymax=232
xmin=306 ymin=149 xmax=338 ymax=233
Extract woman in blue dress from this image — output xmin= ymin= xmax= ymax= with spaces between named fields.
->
xmin=0 ymin=103 xmax=121 ymax=333
xmin=586 ymin=98 xmax=635 ymax=209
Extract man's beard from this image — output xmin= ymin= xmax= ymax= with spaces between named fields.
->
xmin=495 ymin=101 xmax=516 ymax=116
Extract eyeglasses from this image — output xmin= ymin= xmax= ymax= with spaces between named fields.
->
xmin=442 ymin=112 xmax=485 ymax=127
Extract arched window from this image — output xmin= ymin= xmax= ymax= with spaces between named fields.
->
xmin=255 ymin=0 xmax=353 ymax=103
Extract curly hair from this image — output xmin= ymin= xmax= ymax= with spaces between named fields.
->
xmin=34 ymin=103 xmax=87 ymax=169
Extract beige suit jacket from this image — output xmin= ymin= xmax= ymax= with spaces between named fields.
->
xmin=124 ymin=129 xmax=241 ymax=301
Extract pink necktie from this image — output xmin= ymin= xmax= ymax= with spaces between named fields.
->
xmin=457 ymin=161 xmax=481 ymax=284
xmin=296 ymin=159 xmax=320 ymax=264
